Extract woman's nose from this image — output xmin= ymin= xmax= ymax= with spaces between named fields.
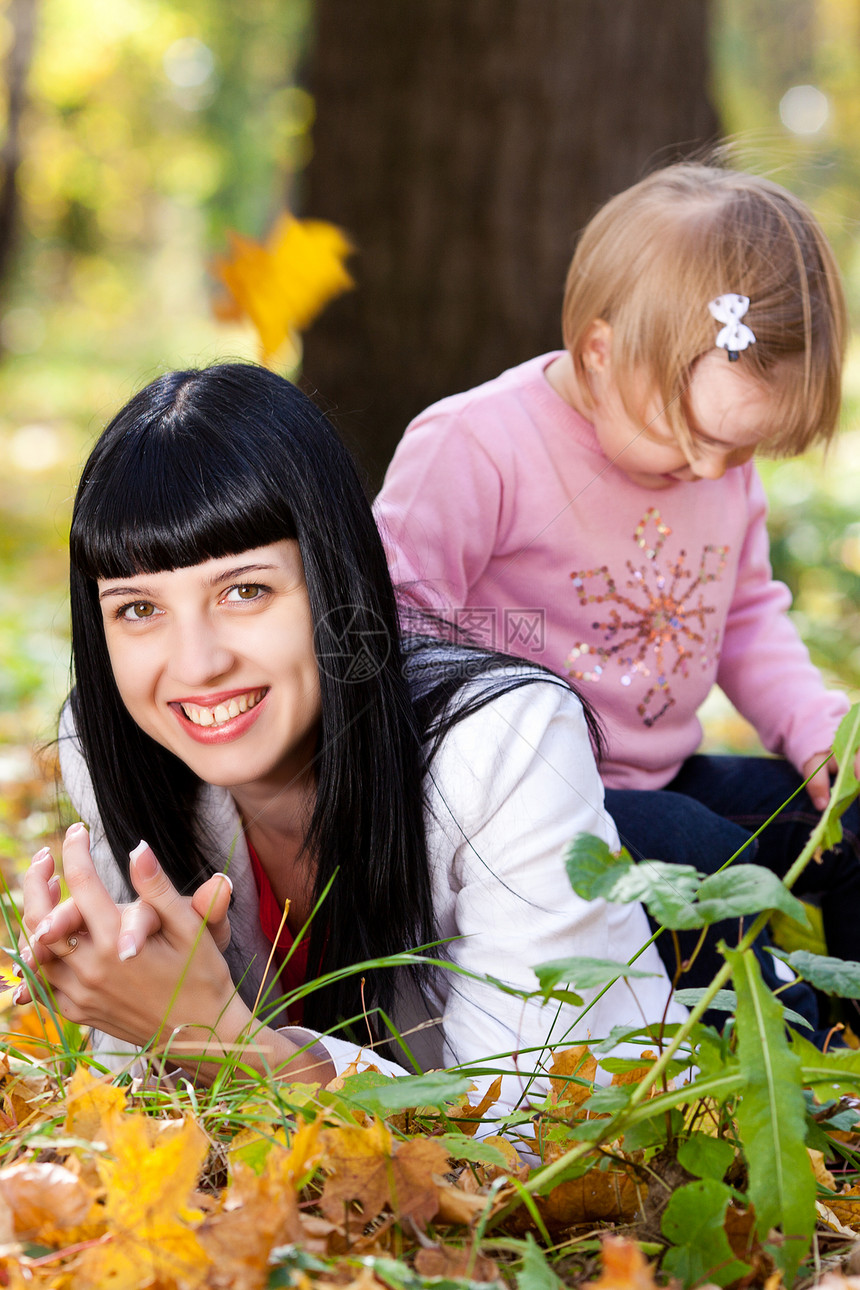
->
xmin=168 ymin=620 xmax=234 ymax=687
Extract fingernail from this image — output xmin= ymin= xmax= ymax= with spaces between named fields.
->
xmin=12 ymin=986 xmax=25 ymax=1006
xmin=19 ymin=950 xmax=34 ymax=971
xmin=31 ymin=847 xmax=51 ymax=866
xmin=12 ymin=964 xmax=22 ymax=979
xmin=47 ymin=877 xmax=61 ymax=903
xmin=32 ymin=919 xmax=52 ymax=944
xmin=129 ymin=840 xmax=158 ymax=879
xmin=216 ymin=873 xmax=233 ymax=893
xmin=117 ymin=933 xmax=138 ymax=962
xmin=66 ymin=822 xmax=87 ymax=839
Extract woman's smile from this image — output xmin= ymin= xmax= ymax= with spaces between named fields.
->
xmin=98 ymin=541 xmax=321 ymax=790
xmin=175 ymin=686 xmax=269 ymax=728
xmin=171 ymin=686 xmax=271 ymax=743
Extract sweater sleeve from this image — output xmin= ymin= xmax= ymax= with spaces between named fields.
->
xmin=373 ymin=410 xmax=503 ymax=612
xmin=418 ymin=679 xmax=687 ymax=1121
xmin=716 ymin=468 xmax=848 ymax=772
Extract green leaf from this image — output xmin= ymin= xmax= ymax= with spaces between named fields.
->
xmin=792 ymin=1029 xmax=860 ymax=1096
xmin=675 ymin=988 xmax=738 ymax=1012
xmin=563 ymin=833 xmax=636 ymax=898
xmin=564 ymin=830 xmax=701 ymax=913
xmin=622 ymin=1108 xmax=682 ymax=1152
xmin=820 ymin=704 xmax=860 ymax=850
xmin=564 ymin=834 xmax=701 ymax=923
xmin=341 ymin=1070 xmax=472 ymax=1113
xmin=369 ymin=1255 xmax=498 ymax=1290
xmin=693 ymin=867 xmax=810 ymax=930
xmin=564 ymin=1118 xmax=611 ymax=1143
xmin=529 ymin=1158 xmax=592 ymax=1193
xmin=661 ymin=1179 xmax=751 ymax=1287
xmin=724 ymin=944 xmax=815 ymax=1283
xmin=517 ymin=1234 xmax=564 ymax=1290
xmin=434 ymin=1135 xmax=508 ymax=1167
xmin=532 ymin=955 xmax=655 ymax=1000
xmin=677 ymin=1133 xmax=736 ymax=1182
xmin=582 ymin=1085 xmax=635 ymax=1115
xmin=674 ymin=986 xmax=812 ymax=1031
xmin=777 ymin=948 xmax=860 ymax=998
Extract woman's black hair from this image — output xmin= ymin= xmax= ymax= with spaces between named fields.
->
xmin=68 ymin=363 xmax=600 ymax=1035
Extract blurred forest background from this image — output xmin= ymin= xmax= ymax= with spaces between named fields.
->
xmin=0 ymin=0 xmax=859 ymax=865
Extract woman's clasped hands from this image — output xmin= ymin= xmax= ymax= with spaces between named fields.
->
xmin=15 ymin=822 xmax=247 ymax=1068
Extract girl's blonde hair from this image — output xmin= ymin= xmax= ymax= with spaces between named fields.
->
xmin=562 ymin=162 xmax=847 ymax=457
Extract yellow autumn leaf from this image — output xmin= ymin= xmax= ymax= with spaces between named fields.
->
xmin=201 ymin=1117 xmax=323 ymax=1289
xmin=64 ymin=1065 xmax=127 ymax=1143
xmin=213 ymin=211 xmax=354 ymax=365
xmin=4 ymin=1002 xmax=64 ymax=1059
xmin=74 ymin=1112 xmax=211 ymax=1288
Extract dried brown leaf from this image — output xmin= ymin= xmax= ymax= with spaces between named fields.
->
xmin=414 ymin=1242 xmax=499 ymax=1281
xmin=549 ymin=1045 xmax=597 ymax=1111
xmin=609 ymin=1052 xmax=657 ymax=1088
xmin=824 ymin=1182 xmax=860 ymax=1232
xmin=447 ymin=1076 xmax=503 ymax=1137
xmin=320 ymin=1121 xmax=449 ymax=1229
xmin=0 ymin=1161 xmax=92 ymax=1238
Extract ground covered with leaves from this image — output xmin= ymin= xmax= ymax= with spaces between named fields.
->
xmin=5 ymin=723 xmax=860 ymax=1289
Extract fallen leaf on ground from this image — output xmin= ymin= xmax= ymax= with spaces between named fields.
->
xmin=583 ymin=1235 xmax=662 ymax=1290
xmin=320 ymin=1120 xmax=449 ymax=1229
xmin=74 ymin=1112 xmax=211 ymax=1288
xmin=415 ymin=1242 xmax=499 ymax=1281
xmin=550 ymin=1045 xmax=597 ymax=1112
xmin=448 ymin=1075 xmax=503 ymax=1136
xmin=823 ymin=1182 xmax=860 ymax=1232
xmin=0 ymin=1161 xmax=92 ymax=1239
xmin=536 ymin=1160 xmax=641 ymax=1230
xmin=64 ymin=1065 xmax=127 ymax=1142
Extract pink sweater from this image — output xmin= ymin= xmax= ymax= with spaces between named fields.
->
xmin=375 ymin=353 xmax=848 ymax=790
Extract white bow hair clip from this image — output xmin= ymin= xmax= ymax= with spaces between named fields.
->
xmin=708 ymin=293 xmax=756 ymax=361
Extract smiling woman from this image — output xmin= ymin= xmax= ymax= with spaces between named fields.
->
xmin=17 ymin=363 xmax=686 ymax=1125
xmin=97 ymin=543 xmax=321 ymax=791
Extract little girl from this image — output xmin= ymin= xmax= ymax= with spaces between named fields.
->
xmin=375 ymin=162 xmax=860 ymax=1013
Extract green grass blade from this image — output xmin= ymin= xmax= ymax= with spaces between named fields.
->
xmin=723 ymin=944 xmax=815 ymax=1284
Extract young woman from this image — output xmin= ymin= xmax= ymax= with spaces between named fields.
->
xmin=17 ymin=364 xmax=685 ymax=1120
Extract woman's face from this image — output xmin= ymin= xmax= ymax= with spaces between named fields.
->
xmin=97 ymin=540 xmax=322 ymax=793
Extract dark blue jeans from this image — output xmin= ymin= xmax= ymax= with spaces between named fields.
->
xmin=605 ymin=755 xmax=860 ymax=1042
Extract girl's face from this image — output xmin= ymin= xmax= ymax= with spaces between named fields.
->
xmin=97 ymin=540 xmax=322 ymax=793
xmin=590 ymin=350 xmax=773 ymax=490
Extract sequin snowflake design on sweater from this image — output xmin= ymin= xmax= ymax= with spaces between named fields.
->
xmin=566 ymin=509 xmax=728 ymax=727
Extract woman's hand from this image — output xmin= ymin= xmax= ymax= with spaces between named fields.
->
xmin=16 ymin=838 xmax=233 ymax=1001
xmin=16 ymin=825 xmax=332 ymax=1085
xmin=20 ymin=824 xmax=246 ymax=1058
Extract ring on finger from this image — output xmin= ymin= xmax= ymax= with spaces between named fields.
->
xmin=64 ymin=936 xmax=79 ymax=954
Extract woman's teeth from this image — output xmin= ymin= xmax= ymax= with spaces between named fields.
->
xmin=181 ymin=689 xmax=265 ymax=727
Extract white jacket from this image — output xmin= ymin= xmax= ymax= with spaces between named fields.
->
xmin=59 ymin=677 xmax=686 ymax=1120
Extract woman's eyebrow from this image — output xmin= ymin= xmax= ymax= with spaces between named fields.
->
xmin=98 ymin=583 xmax=152 ymax=601
xmin=207 ymin=563 xmax=279 ymax=585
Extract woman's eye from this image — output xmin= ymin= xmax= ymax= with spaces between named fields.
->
xmin=121 ymin=601 xmax=156 ymax=620
xmin=226 ymin=584 xmax=264 ymax=601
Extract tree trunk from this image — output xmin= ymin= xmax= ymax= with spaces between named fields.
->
xmin=302 ymin=0 xmax=720 ymax=491
xmin=0 ymin=0 xmax=38 ymax=306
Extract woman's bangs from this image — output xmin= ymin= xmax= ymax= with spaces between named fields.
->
xmin=71 ymin=437 xmax=295 ymax=580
